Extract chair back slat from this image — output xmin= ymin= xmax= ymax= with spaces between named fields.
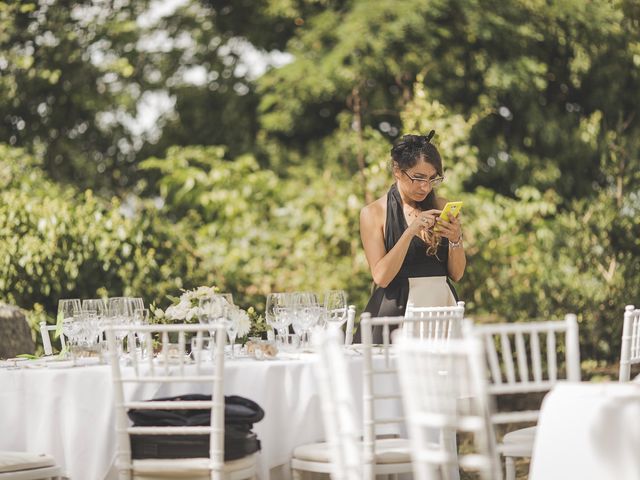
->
xmin=485 ymin=335 xmax=503 ymax=385
xmin=344 ymin=305 xmax=356 ymax=346
xmin=530 ymin=332 xmax=542 ymax=383
xmin=633 ymin=316 xmax=640 ymax=360
xmin=514 ymin=332 xmax=529 ymax=383
xmin=500 ymin=333 xmax=516 ymax=384
xmin=620 ymin=305 xmax=640 ymax=381
xmin=546 ymin=330 xmax=557 ymax=382
xmin=632 ymin=317 xmax=640 ymax=359
xmin=145 ymin=331 xmax=155 ymax=374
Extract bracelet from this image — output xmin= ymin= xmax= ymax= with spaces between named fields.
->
xmin=449 ymin=233 xmax=463 ymax=249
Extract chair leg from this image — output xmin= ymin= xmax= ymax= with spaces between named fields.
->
xmin=292 ymin=469 xmax=303 ymax=480
xmin=505 ymin=456 xmax=516 ymax=480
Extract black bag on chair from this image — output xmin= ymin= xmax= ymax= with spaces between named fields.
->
xmin=128 ymin=394 xmax=264 ymax=461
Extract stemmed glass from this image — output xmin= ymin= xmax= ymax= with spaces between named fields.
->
xmin=58 ymin=299 xmax=81 ymax=355
xmin=132 ymin=308 xmax=150 ymax=359
xmin=292 ymin=292 xmax=322 ymax=349
xmin=126 ymin=297 xmax=144 ymax=354
xmin=224 ymin=305 xmax=240 ymax=359
xmin=266 ymin=293 xmax=293 ymax=343
xmin=198 ymin=295 xmax=236 ymax=358
xmin=323 ymin=290 xmax=348 ymax=329
xmin=107 ymin=297 xmax=132 ymax=357
xmin=82 ymin=298 xmax=106 ymax=345
xmin=197 ymin=296 xmax=220 ymax=362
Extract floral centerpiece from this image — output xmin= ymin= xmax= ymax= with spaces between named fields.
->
xmin=150 ymin=286 xmax=252 ymax=338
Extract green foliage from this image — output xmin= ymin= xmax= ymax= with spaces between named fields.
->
xmin=0 ymin=0 xmax=266 ymax=192
xmin=245 ymin=306 xmax=269 ymax=339
xmin=0 ymin=144 xmax=204 ymax=329
xmin=140 ymin=144 xmax=372 ymax=312
xmin=2 ymin=0 xmax=640 ymax=367
xmin=400 ymin=81 xmax=640 ymax=361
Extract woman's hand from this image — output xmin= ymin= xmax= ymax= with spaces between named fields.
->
xmin=407 ymin=209 xmax=441 ymax=238
xmin=435 ymin=214 xmax=463 ymax=243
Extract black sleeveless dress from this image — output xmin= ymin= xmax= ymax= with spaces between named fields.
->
xmin=357 ymin=184 xmax=458 ymax=340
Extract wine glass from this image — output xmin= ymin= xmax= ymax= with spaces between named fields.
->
xmin=107 ymin=297 xmax=131 ymax=356
xmin=198 ymin=296 xmax=224 ymax=325
xmin=292 ymin=292 xmax=321 ymax=349
xmin=82 ymin=298 xmax=106 ymax=344
xmin=57 ymin=298 xmax=82 ymax=343
xmin=82 ymin=298 xmax=106 ymax=316
xmin=266 ymin=293 xmax=293 ymax=342
xmin=225 ymin=306 xmax=240 ymax=359
xmin=323 ymin=290 xmax=348 ymax=328
xmin=130 ymin=297 xmax=145 ymax=311
xmin=133 ymin=308 xmax=150 ymax=359
xmin=58 ymin=299 xmax=81 ymax=355
xmin=198 ymin=294 xmax=230 ymax=360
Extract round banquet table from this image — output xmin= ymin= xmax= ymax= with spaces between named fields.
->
xmin=0 ymin=350 xmax=403 ymax=480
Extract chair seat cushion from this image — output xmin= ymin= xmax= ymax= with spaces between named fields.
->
xmin=293 ymin=438 xmax=411 ymax=464
xmin=500 ymin=426 xmax=537 ymax=457
xmin=132 ymin=453 xmax=256 ymax=479
xmin=0 ymin=451 xmax=56 ymax=473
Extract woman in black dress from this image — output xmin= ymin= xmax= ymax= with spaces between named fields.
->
xmin=359 ymin=131 xmax=466 ymax=322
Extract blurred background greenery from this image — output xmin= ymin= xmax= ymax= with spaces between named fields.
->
xmin=1 ymin=0 xmax=639 ymax=367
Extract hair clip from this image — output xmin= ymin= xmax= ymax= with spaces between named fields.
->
xmin=425 ymin=130 xmax=435 ymax=143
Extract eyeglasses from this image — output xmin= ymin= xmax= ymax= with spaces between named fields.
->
xmin=401 ymin=170 xmax=445 ymax=187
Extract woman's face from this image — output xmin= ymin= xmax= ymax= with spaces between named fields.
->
xmin=394 ymin=158 xmax=439 ymax=202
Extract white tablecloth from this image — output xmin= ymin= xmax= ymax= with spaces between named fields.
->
xmin=529 ymin=382 xmax=640 ymax=480
xmin=0 ymin=351 xmax=403 ymax=480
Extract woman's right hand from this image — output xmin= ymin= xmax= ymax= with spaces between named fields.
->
xmin=407 ymin=209 xmax=441 ymax=237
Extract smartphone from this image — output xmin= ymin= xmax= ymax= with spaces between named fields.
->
xmin=435 ymin=201 xmax=463 ymax=231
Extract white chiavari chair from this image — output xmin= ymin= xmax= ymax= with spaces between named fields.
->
xmin=0 ymin=452 xmax=64 ymax=480
xmin=469 ymin=314 xmax=580 ymax=480
xmin=313 ymin=328 xmax=362 ymax=480
xmin=291 ymin=313 xmax=412 ymax=479
xmin=395 ymin=335 xmax=502 ymax=480
xmin=360 ymin=314 xmax=418 ymax=479
xmin=105 ymin=323 xmax=257 ymax=480
xmin=619 ymin=305 xmax=640 ymax=381
xmin=39 ymin=322 xmax=66 ymax=356
xmin=292 ymin=308 xmax=465 ymax=479
xmin=403 ymin=301 xmax=465 ymax=340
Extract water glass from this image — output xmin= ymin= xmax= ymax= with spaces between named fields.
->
xmin=58 ymin=299 xmax=81 ymax=353
xmin=133 ymin=308 xmax=150 ymax=359
xmin=266 ymin=293 xmax=293 ymax=341
xmin=324 ymin=290 xmax=348 ymax=328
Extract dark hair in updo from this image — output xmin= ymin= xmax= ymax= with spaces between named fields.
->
xmin=390 ymin=131 xmax=443 ymax=175
xmin=391 ymin=131 xmax=444 ymax=256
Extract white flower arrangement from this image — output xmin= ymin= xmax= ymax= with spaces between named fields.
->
xmin=229 ymin=307 xmax=251 ymax=337
xmin=151 ymin=286 xmax=251 ymax=337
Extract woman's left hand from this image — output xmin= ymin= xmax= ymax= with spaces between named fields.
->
xmin=435 ymin=214 xmax=463 ymax=244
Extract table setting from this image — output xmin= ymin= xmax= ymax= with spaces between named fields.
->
xmin=0 ymin=287 xmax=393 ymax=480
